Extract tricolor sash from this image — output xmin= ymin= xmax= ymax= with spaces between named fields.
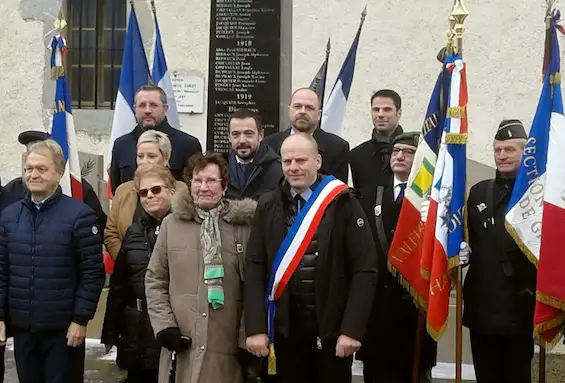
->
xmin=265 ymin=175 xmax=348 ymax=374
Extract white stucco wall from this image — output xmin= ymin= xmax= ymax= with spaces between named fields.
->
xmin=1 ymin=0 xmax=563 ymax=182
xmin=0 ymin=0 xmax=45 ymax=182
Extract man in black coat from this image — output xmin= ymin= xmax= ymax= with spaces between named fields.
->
xmin=245 ymin=133 xmax=377 ymax=383
xmin=109 ymin=85 xmax=202 ymax=194
xmin=358 ymin=132 xmax=436 ymax=383
xmin=224 ymin=108 xmax=282 ymax=200
xmin=350 ymin=89 xmax=404 ymax=191
xmin=463 ymin=119 xmax=536 ymax=383
xmin=263 ymin=88 xmax=349 ymax=183
xmin=0 ymin=139 xmax=105 ymax=383
xmin=4 ymin=130 xmax=107 ymax=230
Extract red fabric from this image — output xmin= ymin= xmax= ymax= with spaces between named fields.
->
xmin=104 ymin=251 xmax=115 ymax=275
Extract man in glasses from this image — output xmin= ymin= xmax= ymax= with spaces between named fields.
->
xmin=263 ymin=88 xmax=349 ymax=183
xmin=109 ymin=85 xmax=202 ymax=194
xmin=358 ymin=132 xmax=437 ymax=383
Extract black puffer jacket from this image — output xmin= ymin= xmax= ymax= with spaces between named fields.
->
xmin=0 ymin=187 xmax=104 ymax=331
xmin=101 ymin=210 xmax=167 ymax=370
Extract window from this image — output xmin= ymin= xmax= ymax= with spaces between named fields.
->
xmin=67 ymin=0 xmax=127 ymax=109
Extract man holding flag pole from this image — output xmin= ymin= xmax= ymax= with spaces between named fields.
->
xmin=388 ymin=1 xmax=470 ymax=381
xmin=505 ymin=1 xmax=565 ymax=381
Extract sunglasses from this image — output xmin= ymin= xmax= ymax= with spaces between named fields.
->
xmin=138 ymin=185 xmax=166 ymax=198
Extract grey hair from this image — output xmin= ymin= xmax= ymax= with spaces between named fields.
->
xmin=26 ymin=139 xmax=66 ymax=175
xmin=137 ymin=130 xmax=172 ymax=160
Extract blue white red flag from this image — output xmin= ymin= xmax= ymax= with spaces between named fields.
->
xmin=106 ymin=4 xmax=151 ymax=197
xmin=151 ymin=8 xmax=180 ymax=129
xmin=50 ymin=35 xmax=83 ymax=201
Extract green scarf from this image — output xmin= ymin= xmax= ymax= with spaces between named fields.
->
xmin=196 ymin=201 xmax=225 ymax=310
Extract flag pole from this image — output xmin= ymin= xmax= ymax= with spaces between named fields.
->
xmin=319 ymin=37 xmax=331 ymax=114
xmin=450 ymin=1 xmax=469 ymax=382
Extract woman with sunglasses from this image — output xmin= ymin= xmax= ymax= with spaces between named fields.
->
xmin=105 ymin=130 xmax=188 ymax=261
xmin=102 ymin=163 xmax=176 ymax=383
xmin=145 ymin=152 xmax=258 ymax=383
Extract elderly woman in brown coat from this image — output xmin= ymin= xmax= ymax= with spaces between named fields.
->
xmin=105 ymin=129 xmax=188 ymax=260
xmin=145 ymin=152 xmax=256 ymax=383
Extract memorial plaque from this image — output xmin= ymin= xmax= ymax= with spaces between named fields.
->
xmin=171 ymin=73 xmax=205 ymax=114
xmin=206 ymin=0 xmax=281 ymax=152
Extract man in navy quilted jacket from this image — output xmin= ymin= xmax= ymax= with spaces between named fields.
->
xmin=0 ymin=139 xmax=105 ymax=383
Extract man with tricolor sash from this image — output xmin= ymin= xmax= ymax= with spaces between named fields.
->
xmin=358 ymin=132 xmax=437 ymax=383
xmin=464 ymin=120 xmax=537 ymax=382
xmin=244 ymin=133 xmax=377 ymax=383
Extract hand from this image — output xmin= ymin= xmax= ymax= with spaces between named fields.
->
xmin=157 ymin=327 xmax=191 ymax=353
xmin=420 ymin=200 xmax=430 ymax=223
xmin=335 ymin=335 xmax=361 ymax=358
xmin=246 ymin=333 xmax=269 ymax=358
xmin=0 ymin=321 xmax=5 ymax=346
xmin=459 ymin=241 xmax=471 ymax=267
xmin=67 ymin=322 xmax=86 ymax=347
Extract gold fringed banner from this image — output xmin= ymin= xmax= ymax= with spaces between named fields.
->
xmin=387 ymin=260 xmax=429 ymax=311
xmin=51 ymin=66 xmax=65 ymax=80
xmin=445 ymin=133 xmax=468 ymax=144
xmin=446 ymin=106 xmax=466 ymax=118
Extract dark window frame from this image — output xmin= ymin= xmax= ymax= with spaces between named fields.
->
xmin=66 ymin=0 xmax=127 ymax=109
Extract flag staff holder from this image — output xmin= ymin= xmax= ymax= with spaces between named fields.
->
xmin=449 ymin=1 xmax=469 ymax=382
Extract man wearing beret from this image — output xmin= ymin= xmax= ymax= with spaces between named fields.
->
xmin=462 ymin=119 xmax=536 ymax=382
xmin=4 ymin=130 xmax=107 ymax=230
xmin=358 ymin=132 xmax=437 ymax=383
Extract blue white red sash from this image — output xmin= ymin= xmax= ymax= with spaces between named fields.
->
xmin=265 ymin=175 xmax=348 ymax=344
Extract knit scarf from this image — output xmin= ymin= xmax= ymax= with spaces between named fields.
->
xmin=196 ymin=201 xmax=225 ymax=310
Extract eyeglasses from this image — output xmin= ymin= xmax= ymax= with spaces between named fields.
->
xmin=138 ymin=185 xmax=166 ymax=198
xmin=392 ymin=147 xmax=416 ymax=156
xmin=136 ymin=102 xmax=165 ymax=110
xmin=191 ymin=178 xmax=223 ymax=188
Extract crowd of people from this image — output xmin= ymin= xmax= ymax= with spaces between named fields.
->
xmin=0 ymin=84 xmax=536 ymax=383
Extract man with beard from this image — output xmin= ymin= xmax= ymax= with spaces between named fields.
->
xmin=461 ymin=120 xmax=536 ymax=383
xmin=245 ymin=133 xmax=377 ymax=383
xmin=263 ymin=88 xmax=349 ymax=183
xmin=225 ymin=108 xmax=282 ymax=200
xmin=350 ymin=89 xmax=404 ymax=191
xmin=358 ymin=132 xmax=437 ymax=383
xmin=109 ymin=85 xmax=202 ymax=194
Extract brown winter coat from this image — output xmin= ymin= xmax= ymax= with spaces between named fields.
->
xmin=104 ymin=180 xmax=187 ymax=259
xmin=145 ymin=187 xmax=256 ymax=383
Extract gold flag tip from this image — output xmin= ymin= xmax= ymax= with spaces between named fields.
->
xmin=326 ymin=37 xmax=331 ymax=51
xmin=53 ymin=9 xmax=67 ymax=32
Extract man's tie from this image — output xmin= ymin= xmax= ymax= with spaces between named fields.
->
xmin=295 ymin=194 xmax=305 ymax=213
xmin=396 ymin=183 xmax=407 ymax=203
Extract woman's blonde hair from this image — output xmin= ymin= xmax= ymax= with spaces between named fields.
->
xmin=137 ymin=130 xmax=172 ymax=161
xmin=134 ymin=163 xmax=175 ymax=191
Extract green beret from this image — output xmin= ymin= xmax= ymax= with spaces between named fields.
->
xmin=392 ymin=132 xmax=420 ymax=149
xmin=495 ymin=119 xmax=527 ymax=141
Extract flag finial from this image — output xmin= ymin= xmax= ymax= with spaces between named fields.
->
xmin=54 ymin=9 xmax=67 ymax=33
xmin=150 ymin=0 xmax=157 ymax=14
xmin=361 ymin=5 xmax=367 ymax=24
xmin=450 ymin=0 xmax=469 ymax=55
xmin=326 ymin=37 xmax=331 ymax=53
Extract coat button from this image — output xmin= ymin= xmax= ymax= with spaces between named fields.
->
xmin=200 ymin=345 xmax=205 ymax=351
xmin=202 ymin=312 xmax=207 ymax=317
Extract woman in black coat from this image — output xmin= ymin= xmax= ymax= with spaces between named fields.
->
xmin=102 ymin=164 xmax=177 ymax=383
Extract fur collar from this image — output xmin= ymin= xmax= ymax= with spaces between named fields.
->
xmin=171 ymin=186 xmax=257 ymax=225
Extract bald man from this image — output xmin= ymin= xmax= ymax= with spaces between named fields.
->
xmin=263 ymin=88 xmax=350 ymax=183
xmin=245 ymin=133 xmax=377 ymax=383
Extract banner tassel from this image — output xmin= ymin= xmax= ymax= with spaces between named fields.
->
xmin=268 ymin=343 xmax=276 ymax=375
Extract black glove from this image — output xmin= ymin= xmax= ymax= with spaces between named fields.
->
xmin=157 ymin=327 xmax=191 ymax=353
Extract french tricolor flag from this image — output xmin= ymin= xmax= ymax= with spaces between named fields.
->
xmin=320 ymin=7 xmax=366 ymax=137
xmin=151 ymin=5 xmax=180 ymax=130
xmin=106 ymin=3 xmax=151 ymax=198
xmin=50 ymin=35 xmax=83 ymax=201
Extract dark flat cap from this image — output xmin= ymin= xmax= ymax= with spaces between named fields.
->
xmin=392 ymin=131 xmax=421 ymax=149
xmin=495 ymin=119 xmax=527 ymax=141
xmin=18 ymin=130 xmax=51 ymax=146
